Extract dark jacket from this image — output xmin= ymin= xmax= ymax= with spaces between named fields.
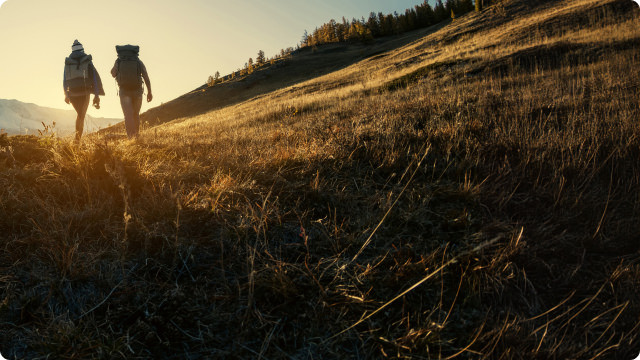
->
xmin=63 ymin=50 xmax=105 ymax=97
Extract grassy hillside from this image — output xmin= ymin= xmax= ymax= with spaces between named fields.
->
xmin=1 ymin=0 xmax=640 ymax=358
xmin=135 ymin=25 xmax=449 ymax=128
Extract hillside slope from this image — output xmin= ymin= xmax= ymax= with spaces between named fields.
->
xmin=1 ymin=0 xmax=640 ymax=358
xmin=137 ymin=25 xmax=448 ymax=128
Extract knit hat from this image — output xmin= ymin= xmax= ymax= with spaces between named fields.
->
xmin=71 ymin=40 xmax=84 ymax=52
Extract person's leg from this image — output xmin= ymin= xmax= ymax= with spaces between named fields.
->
xmin=70 ymin=94 xmax=90 ymax=141
xmin=119 ymin=94 xmax=135 ymax=138
xmin=131 ymin=95 xmax=143 ymax=137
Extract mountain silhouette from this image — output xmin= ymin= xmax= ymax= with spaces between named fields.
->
xmin=0 ymin=99 xmax=121 ymax=135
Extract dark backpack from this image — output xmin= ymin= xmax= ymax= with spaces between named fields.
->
xmin=115 ymin=45 xmax=142 ymax=90
xmin=64 ymin=55 xmax=92 ymax=93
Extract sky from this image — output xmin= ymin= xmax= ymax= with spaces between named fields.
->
xmin=0 ymin=0 xmax=426 ymax=118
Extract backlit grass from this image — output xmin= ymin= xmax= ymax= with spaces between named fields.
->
xmin=1 ymin=0 xmax=639 ymax=358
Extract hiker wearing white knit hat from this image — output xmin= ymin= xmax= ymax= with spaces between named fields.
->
xmin=63 ymin=40 xmax=105 ymax=141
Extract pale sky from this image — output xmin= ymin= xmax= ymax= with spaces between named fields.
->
xmin=0 ymin=0 xmax=425 ymax=118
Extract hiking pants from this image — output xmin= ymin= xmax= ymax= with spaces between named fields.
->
xmin=69 ymin=94 xmax=90 ymax=141
xmin=119 ymin=90 xmax=143 ymax=139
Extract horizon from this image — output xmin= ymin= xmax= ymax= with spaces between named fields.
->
xmin=0 ymin=0 xmax=428 ymax=119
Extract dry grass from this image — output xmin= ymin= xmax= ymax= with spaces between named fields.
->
xmin=1 ymin=0 xmax=640 ymax=358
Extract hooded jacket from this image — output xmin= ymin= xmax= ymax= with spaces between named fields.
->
xmin=63 ymin=50 xmax=106 ymax=97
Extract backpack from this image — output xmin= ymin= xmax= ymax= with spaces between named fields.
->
xmin=115 ymin=45 xmax=142 ymax=90
xmin=64 ymin=55 xmax=92 ymax=93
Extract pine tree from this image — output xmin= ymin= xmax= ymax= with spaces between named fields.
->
xmin=421 ymin=2 xmax=436 ymax=26
xmin=381 ymin=14 xmax=395 ymax=36
xmin=476 ymin=0 xmax=482 ymax=12
xmin=338 ymin=17 xmax=349 ymax=42
xmin=247 ymin=58 xmax=254 ymax=74
xmin=207 ymin=75 xmax=214 ymax=87
xmin=367 ymin=12 xmax=380 ymax=37
xmin=405 ymin=8 xmax=417 ymax=31
xmin=257 ymin=50 xmax=265 ymax=66
xmin=460 ymin=0 xmax=473 ymax=12
xmin=392 ymin=12 xmax=401 ymax=34
xmin=435 ymin=0 xmax=447 ymax=22
xmin=214 ymin=71 xmax=220 ymax=84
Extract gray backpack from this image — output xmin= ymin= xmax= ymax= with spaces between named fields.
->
xmin=115 ymin=45 xmax=142 ymax=90
xmin=64 ymin=55 xmax=92 ymax=93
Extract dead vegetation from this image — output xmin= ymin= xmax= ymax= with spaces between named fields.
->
xmin=1 ymin=0 xmax=640 ymax=358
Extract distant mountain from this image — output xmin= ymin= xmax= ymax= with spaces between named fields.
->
xmin=0 ymin=99 xmax=121 ymax=136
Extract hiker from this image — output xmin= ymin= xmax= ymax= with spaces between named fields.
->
xmin=110 ymin=45 xmax=153 ymax=139
xmin=63 ymin=40 xmax=105 ymax=141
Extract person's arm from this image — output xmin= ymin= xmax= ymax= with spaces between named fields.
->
xmin=89 ymin=62 xmax=103 ymax=108
xmin=90 ymin=63 xmax=99 ymax=97
xmin=140 ymin=60 xmax=153 ymax=102
xmin=110 ymin=59 xmax=119 ymax=78
xmin=63 ymin=65 xmax=70 ymax=104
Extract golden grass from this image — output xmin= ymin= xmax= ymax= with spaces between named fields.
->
xmin=1 ymin=0 xmax=639 ymax=358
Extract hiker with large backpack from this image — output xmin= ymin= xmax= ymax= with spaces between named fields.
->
xmin=110 ymin=44 xmax=153 ymax=139
xmin=63 ymin=40 xmax=105 ymax=141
